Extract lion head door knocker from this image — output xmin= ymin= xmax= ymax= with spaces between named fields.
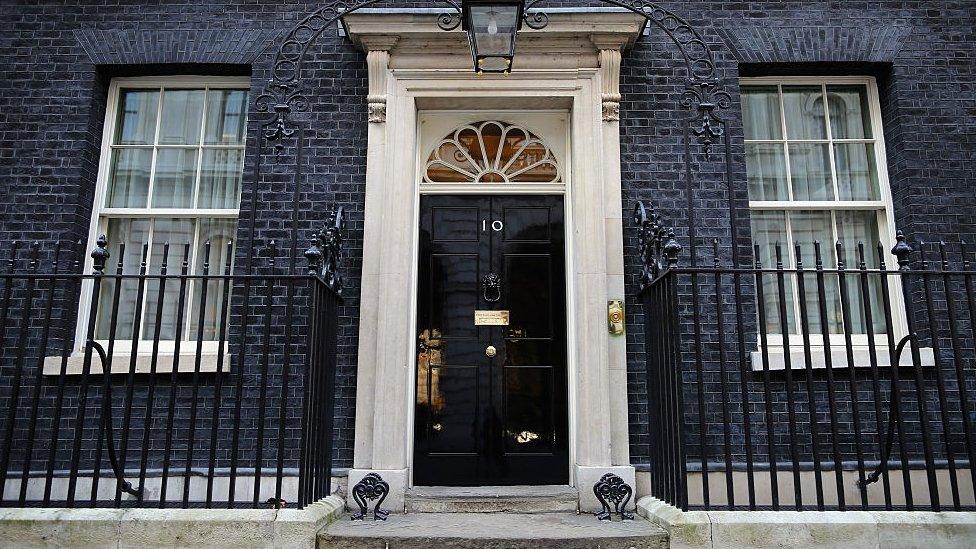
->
xmin=482 ymin=272 xmax=502 ymax=303
xmin=350 ymin=472 xmax=390 ymax=521
xmin=593 ymin=473 xmax=634 ymax=521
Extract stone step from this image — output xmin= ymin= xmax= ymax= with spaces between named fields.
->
xmin=319 ymin=512 xmax=669 ymax=549
xmin=405 ymin=485 xmax=579 ymax=513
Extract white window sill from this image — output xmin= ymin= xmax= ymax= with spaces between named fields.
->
xmin=43 ymin=351 xmax=231 ymax=375
xmin=750 ymin=346 xmax=935 ymax=371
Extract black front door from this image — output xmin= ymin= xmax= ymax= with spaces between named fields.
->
xmin=414 ymin=195 xmax=568 ymax=486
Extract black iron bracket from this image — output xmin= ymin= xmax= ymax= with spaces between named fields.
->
xmin=350 ymin=472 xmax=390 ymax=520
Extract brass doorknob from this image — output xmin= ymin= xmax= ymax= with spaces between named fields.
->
xmin=485 ymin=345 xmax=497 ymax=357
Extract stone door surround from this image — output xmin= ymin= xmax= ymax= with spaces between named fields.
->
xmin=343 ymin=8 xmax=642 ymax=512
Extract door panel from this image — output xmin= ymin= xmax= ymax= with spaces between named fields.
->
xmin=415 ymin=195 xmax=567 ymax=486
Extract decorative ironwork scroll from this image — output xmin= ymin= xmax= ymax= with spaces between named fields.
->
xmin=304 ymin=206 xmax=345 ymax=293
xmin=89 ymin=236 xmax=143 ymax=500
xmin=350 ymin=472 xmax=390 ymax=520
xmin=593 ymin=472 xmax=634 ymax=521
xmin=633 ymin=201 xmax=681 ymax=289
xmin=254 ymin=0 xmax=385 ymax=150
xmin=437 ymin=0 xmax=463 ymax=30
xmin=437 ymin=0 xmax=550 ymax=32
xmin=255 ymin=1 xmax=731 ymax=270
xmin=601 ymin=0 xmax=730 ymax=154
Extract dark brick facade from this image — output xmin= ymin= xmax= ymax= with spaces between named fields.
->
xmin=0 ymin=1 xmax=974 ymax=476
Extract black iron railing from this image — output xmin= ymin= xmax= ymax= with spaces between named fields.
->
xmin=0 ymin=216 xmax=343 ymax=509
xmin=637 ymin=207 xmax=976 ymax=512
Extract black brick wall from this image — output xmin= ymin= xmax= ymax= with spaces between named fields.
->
xmin=0 ymin=1 xmax=974 ymax=476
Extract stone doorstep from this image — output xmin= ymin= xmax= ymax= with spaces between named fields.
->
xmin=0 ymin=496 xmax=344 ymax=549
xmin=320 ymin=511 xmax=669 ymax=549
xmin=405 ymin=485 xmax=579 ymax=513
xmin=636 ymin=496 xmax=976 ymax=549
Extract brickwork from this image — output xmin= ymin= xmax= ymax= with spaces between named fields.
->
xmin=0 ymin=1 xmax=974 ymax=475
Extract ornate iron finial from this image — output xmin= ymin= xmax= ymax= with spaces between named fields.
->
xmin=91 ymin=234 xmax=110 ymax=274
xmin=593 ymin=473 xmax=634 ymax=521
xmin=350 ymin=472 xmax=390 ymax=521
xmin=681 ymin=80 xmax=732 ymax=156
xmin=891 ymin=230 xmax=913 ymax=271
xmin=318 ymin=206 xmax=345 ymax=293
xmin=304 ymin=231 xmax=324 ymax=276
xmin=663 ymin=229 xmax=681 ymax=267
xmin=633 ymin=201 xmax=682 ymax=288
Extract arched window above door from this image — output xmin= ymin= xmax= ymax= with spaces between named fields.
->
xmin=423 ymin=120 xmax=561 ymax=184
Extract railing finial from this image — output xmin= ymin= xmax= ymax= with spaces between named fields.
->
xmin=91 ymin=234 xmax=110 ymax=274
xmin=664 ymin=229 xmax=681 ymax=268
xmin=304 ymin=231 xmax=324 ymax=276
xmin=891 ymin=230 xmax=913 ymax=271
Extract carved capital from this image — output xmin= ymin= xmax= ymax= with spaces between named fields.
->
xmin=597 ymin=46 xmax=622 ymax=123
xmin=367 ymin=99 xmax=387 ymax=124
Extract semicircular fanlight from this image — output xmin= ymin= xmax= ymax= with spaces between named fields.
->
xmin=424 ymin=120 xmax=560 ymax=184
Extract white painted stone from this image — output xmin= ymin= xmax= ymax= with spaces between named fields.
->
xmin=0 ymin=496 xmax=343 ymax=549
xmin=873 ymin=511 xmax=976 ymax=549
xmin=637 ymin=495 xmax=976 ymax=549
xmin=636 ymin=497 xmax=712 ymax=549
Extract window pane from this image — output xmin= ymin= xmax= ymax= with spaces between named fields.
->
xmin=142 ymin=219 xmax=195 ymax=341
xmin=750 ymin=210 xmax=795 ymax=334
xmin=836 ymin=210 xmax=886 ymax=334
xmin=105 ymin=148 xmax=152 ymax=208
xmin=741 ymin=86 xmax=782 ymax=140
xmin=746 ymin=143 xmax=788 ymax=200
xmin=205 ymin=89 xmax=248 ymax=145
xmin=789 ymin=143 xmax=833 ymax=200
xmin=151 ymin=149 xmax=198 ymax=208
xmin=791 ymin=210 xmax=842 ymax=334
xmin=115 ymin=89 xmax=158 ymax=145
xmin=96 ymin=218 xmax=150 ymax=340
xmin=158 ymin=89 xmax=204 ymax=145
xmin=189 ymin=218 xmax=237 ymax=341
xmin=783 ymin=86 xmax=827 ymax=140
xmin=834 ymin=143 xmax=879 ymax=200
xmin=198 ymin=149 xmax=243 ymax=209
xmin=826 ymin=85 xmax=872 ymax=139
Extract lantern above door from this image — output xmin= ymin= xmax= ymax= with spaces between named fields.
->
xmin=461 ymin=0 xmax=525 ymax=73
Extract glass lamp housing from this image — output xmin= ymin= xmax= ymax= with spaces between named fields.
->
xmin=461 ymin=0 xmax=524 ymax=73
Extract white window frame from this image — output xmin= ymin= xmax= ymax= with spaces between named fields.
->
xmin=65 ymin=75 xmax=249 ymax=372
xmin=741 ymin=76 xmax=913 ymax=369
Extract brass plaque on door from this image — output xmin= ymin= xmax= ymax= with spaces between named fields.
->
xmin=474 ymin=310 xmax=510 ymax=326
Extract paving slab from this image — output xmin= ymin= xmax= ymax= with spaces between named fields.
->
xmin=320 ymin=512 xmax=668 ymax=548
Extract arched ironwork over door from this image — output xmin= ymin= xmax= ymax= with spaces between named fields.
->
xmin=249 ymin=0 xmax=736 ymax=270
